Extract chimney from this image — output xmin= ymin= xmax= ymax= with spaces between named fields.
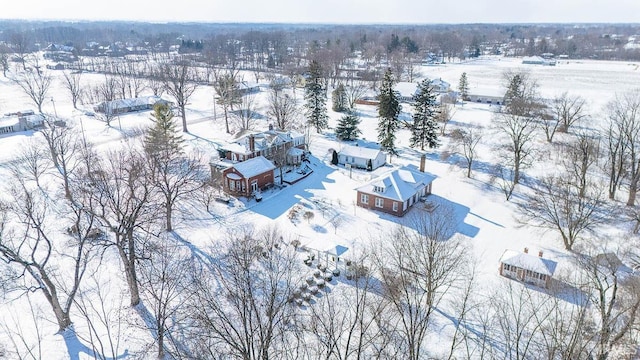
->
xmin=249 ymin=135 xmax=255 ymax=153
xmin=524 ymin=247 xmax=529 ymax=254
xmin=538 ymin=250 xmax=543 ymax=258
xmin=419 ymin=153 xmax=426 ymax=173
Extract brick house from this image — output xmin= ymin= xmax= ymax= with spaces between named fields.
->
xmin=355 ymin=163 xmax=436 ymax=217
xmin=222 ymin=156 xmax=276 ymax=197
xmin=499 ymin=248 xmax=557 ymax=289
xmin=220 ymin=129 xmax=306 ymax=164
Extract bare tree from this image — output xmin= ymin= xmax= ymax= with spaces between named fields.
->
xmin=554 ymin=92 xmax=588 ymax=133
xmin=376 ymin=204 xmax=469 ymax=360
xmin=437 ymin=101 xmax=456 ymax=136
xmin=158 ymin=60 xmax=198 ymax=132
xmin=74 ymin=274 xmax=126 ymax=360
xmin=344 ymin=80 xmax=369 ymax=109
xmin=0 ymin=174 xmax=95 ymax=332
xmin=212 ymin=70 xmax=241 ymax=134
xmin=304 ymin=253 xmax=389 ymax=359
xmin=493 ymin=110 xmax=538 ymax=186
xmin=62 ymin=70 xmax=83 ymax=110
xmin=7 ymin=139 xmax=51 ymax=187
xmin=186 ymin=227 xmax=302 ymax=359
xmin=267 ymin=87 xmax=300 ymax=130
xmin=232 ymin=94 xmax=259 ymax=131
xmin=11 ymin=70 xmax=52 ymax=113
xmin=517 ymin=173 xmax=607 ymax=250
xmin=39 ymin=118 xmax=83 ymax=199
xmin=605 ymin=90 xmax=640 ymax=206
xmin=138 ymin=237 xmax=191 ymax=359
xmin=451 ymin=126 xmax=483 ymax=178
xmin=575 ymin=250 xmax=640 ymax=360
xmin=564 ymin=131 xmax=600 ymax=198
xmin=79 ymin=146 xmax=158 ymax=306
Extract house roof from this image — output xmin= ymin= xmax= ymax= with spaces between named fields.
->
xmin=0 ymin=117 xmax=19 ymax=128
xmin=222 ymin=129 xmax=304 ymax=155
xmin=356 ymin=166 xmax=436 ymax=202
xmin=98 ymin=96 xmax=171 ymax=111
xmin=231 ymin=156 xmax=275 ymax=178
xmin=499 ymin=249 xmax=558 ymax=276
xmin=338 ymin=144 xmax=383 ymax=160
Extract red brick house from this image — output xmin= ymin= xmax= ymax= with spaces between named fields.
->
xmin=222 ymin=156 xmax=276 ymax=197
xmin=355 ymin=165 xmax=436 ymax=217
xmin=499 ymin=248 xmax=557 ymax=289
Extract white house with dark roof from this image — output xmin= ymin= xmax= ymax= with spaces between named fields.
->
xmin=355 ymin=165 xmax=436 ymax=216
xmin=499 ymin=248 xmax=558 ymax=289
xmin=337 ymin=144 xmax=386 ymax=171
xmin=222 ymin=156 xmax=276 ymax=197
xmin=93 ymin=96 xmax=173 ymax=115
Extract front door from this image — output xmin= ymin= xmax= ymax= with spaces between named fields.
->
xmin=251 ymin=180 xmax=258 ymax=193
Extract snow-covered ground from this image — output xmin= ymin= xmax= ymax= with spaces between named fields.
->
xmin=1 ymin=55 xmax=640 ymax=358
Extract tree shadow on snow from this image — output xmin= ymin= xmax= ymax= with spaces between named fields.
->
xmin=62 ymin=326 xmax=129 ymax=360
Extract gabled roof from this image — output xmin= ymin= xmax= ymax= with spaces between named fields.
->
xmin=223 ymin=130 xmax=304 ymax=155
xmin=98 ymin=96 xmax=171 ymax=111
xmin=356 ymin=166 xmax=436 ymax=202
xmin=338 ymin=144 xmax=384 ymax=159
xmin=231 ymin=156 xmax=275 ymax=178
xmin=499 ymin=249 xmax=558 ymax=276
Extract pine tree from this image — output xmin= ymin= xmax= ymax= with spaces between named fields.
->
xmin=331 ymin=150 xmax=339 ymax=165
xmin=410 ymin=79 xmax=440 ymax=150
xmin=377 ymin=68 xmax=401 ymax=155
xmin=335 ymin=112 xmax=361 ymax=141
xmin=304 ymin=60 xmax=329 ymax=133
xmin=458 ymin=72 xmax=469 ymax=101
xmin=144 ymin=103 xmax=184 ymax=159
xmin=331 ymin=83 xmax=348 ymax=112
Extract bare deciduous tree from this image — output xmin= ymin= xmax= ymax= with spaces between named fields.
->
xmin=517 ymin=173 xmax=607 ymax=250
xmin=451 ymin=126 xmax=483 ymax=178
xmin=62 ymin=70 xmax=83 ymax=110
xmin=232 ymin=94 xmax=259 ymax=131
xmin=186 ymin=227 xmax=301 ymax=359
xmin=377 ymin=205 xmax=469 ymax=360
xmin=11 ymin=70 xmax=52 ymax=113
xmin=267 ymin=87 xmax=300 ymax=130
xmin=158 ymin=60 xmax=198 ymax=132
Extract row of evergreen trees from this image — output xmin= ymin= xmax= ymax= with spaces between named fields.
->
xmin=304 ymin=62 xmax=441 ymax=153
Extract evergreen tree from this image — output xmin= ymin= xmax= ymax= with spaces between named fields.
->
xmin=335 ymin=112 xmax=361 ymax=141
xmin=458 ymin=72 xmax=469 ymax=101
xmin=377 ymin=68 xmax=401 ymax=155
xmin=410 ymin=79 xmax=440 ymax=151
xmin=331 ymin=83 xmax=348 ymax=112
xmin=304 ymin=60 xmax=329 ymax=133
xmin=144 ymin=103 xmax=184 ymax=159
xmin=331 ymin=150 xmax=339 ymax=165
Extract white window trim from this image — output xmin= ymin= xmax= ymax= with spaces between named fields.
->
xmin=375 ymin=197 xmax=384 ymax=208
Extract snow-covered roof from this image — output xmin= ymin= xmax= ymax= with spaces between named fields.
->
xmin=231 ymin=156 xmax=275 ymax=178
xmin=98 ymin=96 xmax=171 ymax=111
xmin=338 ymin=144 xmax=383 ymax=159
xmin=0 ymin=117 xmax=19 ymax=128
xmin=499 ymin=249 xmax=558 ymax=276
xmin=222 ymin=129 xmax=304 ymax=154
xmin=356 ymin=166 xmax=436 ymax=202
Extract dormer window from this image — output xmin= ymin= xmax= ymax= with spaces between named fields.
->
xmin=374 ymin=185 xmax=385 ymax=193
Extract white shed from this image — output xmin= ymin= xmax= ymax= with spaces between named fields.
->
xmin=337 ymin=144 xmax=386 ymax=171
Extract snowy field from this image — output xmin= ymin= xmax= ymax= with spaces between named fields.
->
xmin=0 ymin=55 xmax=639 ymax=358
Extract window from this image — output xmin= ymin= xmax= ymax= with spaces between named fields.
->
xmin=392 ymin=202 xmax=398 ymax=212
xmin=375 ymin=197 xmax=384 ymax=208
xmin=229 ymin=179 xmax=235 ymax=191
xmin=360 ymin=194 xmax=369 ymax=204
xmin=374 ymin=186 xmax=385 ymax=193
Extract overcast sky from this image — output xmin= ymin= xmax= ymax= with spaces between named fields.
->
xmin=3 ymin=0 xmax=640 ymax=24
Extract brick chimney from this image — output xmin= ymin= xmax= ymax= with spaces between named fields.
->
xmin=538 ymin=250 xmax=543 ymax=258
xmin=420 ymin=153 xmax=426 ymax=172
xmin=524 ymin=247 xmax=529 ymax=254
xmin=249 ymin=135 xmax=255 ymax=153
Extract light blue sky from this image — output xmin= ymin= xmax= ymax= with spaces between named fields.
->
xmin=3 ymin=0 xmax=640 ymax=24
